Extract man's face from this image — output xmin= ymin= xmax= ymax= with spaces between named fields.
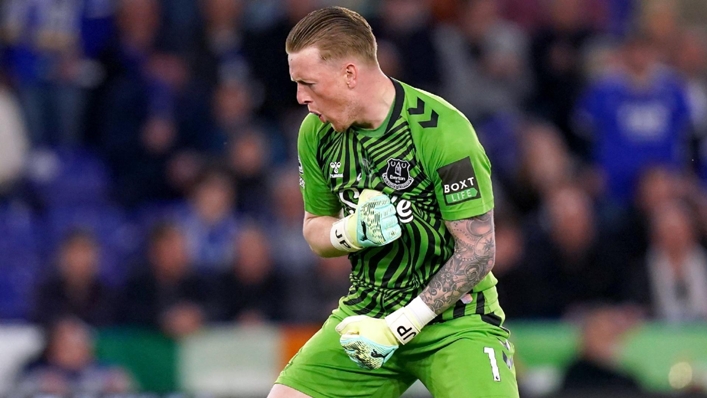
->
xmin=288 ymin=47 xmax=354 ymax=132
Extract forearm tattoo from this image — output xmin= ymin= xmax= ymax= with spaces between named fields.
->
xmin=420 ymin=210 xmax=495 ymax=314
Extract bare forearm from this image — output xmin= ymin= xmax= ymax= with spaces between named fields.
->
xmin=420 ymin=210 xmax=495 ymax=314
xmin=303 ymin=213 xmax=350 ymax=258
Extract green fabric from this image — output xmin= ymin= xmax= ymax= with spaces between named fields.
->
xmin=296 ymin=78 xmax=497 ymax=319
xmin=96 ymin=328 xmax=178 ymax=392
xmin=276 ymin=306 xmax=519 ymax=398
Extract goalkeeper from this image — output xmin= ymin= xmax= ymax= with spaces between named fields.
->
xmin=269 ymin=6 xmax=519 ymax=398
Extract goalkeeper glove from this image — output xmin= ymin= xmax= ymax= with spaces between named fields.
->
xmin=335 ymin=297 xmax=436 ymax=370
xmin=330 ymin=189 xmax=401 ymax=252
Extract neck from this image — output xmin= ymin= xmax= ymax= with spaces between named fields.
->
xmin=354 ymin=72 xmax=395 ymax=130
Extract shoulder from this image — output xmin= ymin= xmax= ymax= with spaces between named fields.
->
xmin=299 ymin=112 xmax=328 ymax=137
xmin=581 ymin=71 xmax=629 ymax=100
xmin=298 ymin=112 xmax=335 ymax=149
xmin=399 ymin=81 xmax=471 ymax=131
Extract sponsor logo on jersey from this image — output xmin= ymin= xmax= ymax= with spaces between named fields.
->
xmin=437 ymin=157 xmax=481 ymax=205
xmin=382 ymin=158 xmax=413 ymax=190
xmin=329 ymin=161 xmax=343 ymax=178
xmin=298 ymin=156 xmax=304 ymax=175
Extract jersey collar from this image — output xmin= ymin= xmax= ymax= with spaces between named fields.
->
xmin=386 ymin=78 xmax=406 ymax=133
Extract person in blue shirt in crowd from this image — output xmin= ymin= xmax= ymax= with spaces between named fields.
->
xmin=574 ymin=28 xmax=691 ymax=211
xmin=1 ymin=0 xmax=113 ymax=147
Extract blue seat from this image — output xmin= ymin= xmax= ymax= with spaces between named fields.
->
xmin=26 ymin=147 xmax=112 ymax=208
xmin=0 ymin=203 xmax=42 ymax=320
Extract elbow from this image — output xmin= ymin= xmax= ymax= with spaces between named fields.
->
xmin=485 ymin=255 xmax=495 ymax=276
xmin=308 ymin=243 xmax=334 ymax=258
xmin=484 ymin=246 xmax=496 ymax=275
xmin=302 ymin=224 xmax=337 ymax=258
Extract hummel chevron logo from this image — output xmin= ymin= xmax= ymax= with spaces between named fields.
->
xmin=419 ymin=110 xmax=438 ymax=128
xmin=408 ymin=98 xmax=425 ymax=115
xmin=408 ymin=98 xmax=438 ymax=128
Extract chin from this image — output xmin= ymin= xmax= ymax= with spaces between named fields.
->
xmin=330 ymin=123 xmax=347 ymax=132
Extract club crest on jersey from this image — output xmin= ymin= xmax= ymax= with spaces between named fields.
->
xmin=382 ymin=158 xmax=413 ymax=190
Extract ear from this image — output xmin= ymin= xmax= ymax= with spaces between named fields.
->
xmin=344 ymin=63 xmax=357 ymax=89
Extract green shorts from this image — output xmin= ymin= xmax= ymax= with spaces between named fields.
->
xmin=276 ymin=305 xmax=519 ymax=398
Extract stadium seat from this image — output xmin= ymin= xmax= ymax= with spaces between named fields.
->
xmin=25 ymin=147 xmax=112 ymax=209
xmin=0 ymin=203 xmax=42 ymax=320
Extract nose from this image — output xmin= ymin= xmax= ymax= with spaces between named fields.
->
xmin=296 ymin=85 xmax=312 ymax=105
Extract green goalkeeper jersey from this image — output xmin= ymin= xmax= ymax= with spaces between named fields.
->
xmin=298 ymin=79 xmax=498 ymax=321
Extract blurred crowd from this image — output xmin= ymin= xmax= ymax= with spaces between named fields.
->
xmin=2 ymin=0 xmax=707 ymax=395
xmin=1 ymin=0 xmax=707 ymax=390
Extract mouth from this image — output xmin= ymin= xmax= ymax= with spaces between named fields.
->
xmin=310 ymin=111 xmax=326 ymax=123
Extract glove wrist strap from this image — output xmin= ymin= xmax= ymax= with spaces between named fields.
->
xmin=331 ymin=216 xmax=362 ymax=252
xmin=386 ymin=297 xmax=436 ymax=345
xmin=407 ymin=296 xmax=437 ymax=326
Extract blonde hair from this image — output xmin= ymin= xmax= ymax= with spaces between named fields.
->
xmin=286 ymin=6 xmax=378 ymax=65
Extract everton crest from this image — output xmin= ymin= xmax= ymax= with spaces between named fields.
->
xmin=382 ymin=158 xmax=414 ymax=190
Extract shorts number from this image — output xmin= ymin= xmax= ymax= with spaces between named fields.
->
xmin=483 ymin=347 xmax=501 ymax=382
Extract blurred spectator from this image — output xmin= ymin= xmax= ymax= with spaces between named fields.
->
xmin=521 ymin=184 xmax=628 ymax=318
xmin=573 ymin=29 xmax=691 ymax=210
xmin=376 ymin=39 xmax=403 ymax=81
xmin=191 ymin=0 xmax=251 ymax=88
xmin=510 ymin=122 xmax=577 ymax=214
xmin=528 ymin=0 xmax=598 ymax=157
xmin=98 ymin=0 xmax=161 ymax=81
xmin=157 ymin=0 xmax=201 ymax=55
xmin=100 ymin=50 xmax=213 ymax=207
xmin=0 ymin=77 xmax=29 ymax=195
xmin=672 ymin=28 xmax=707 ymax=187
xmin=212 ymin=78 xmax=258 ymax=137
xmin=33 ymin=229 xmax=115 ymax=327
xmin=627 ymin=201 xmax=707 ymax=323
xmin=601 ymin=0 xmax=637 ymax=38
xmin=369 ymin=0 xmax=441 ymax=92
xmin=13 ymin=317 xmax=132 ymax=396
xmin=211 ymin=78 xmax=285 ymax=160
xmin=499 ymin=0 xmax=545 ymax=33
xmin=288 ymin=256 xmax=351 ymax=324
xmin=614 ymin=166 xmax=688 ymax=265
xmin=268 ymin=168 xmax=318 ymax=276
xmin=244 ymin=0 xmax=317 ymax=118
xmin=226 ymin=129 xmax=275 ymax=218
xmin=118 ymin=222 xmax=209 ymax=338
xmin=434 ymin=0 xmax=531 ymax=124
xmin=489 ymin=210 xmax=527 ymax=319
xmin=84 ymin=0 xmax=158 ymax=146
xmin=560 ymin=306 xmax=642 ymax=393
xmin=174 ymin=167 xmax=240 ymax=272
xmin=1 ymin=0 xmax=110 ymax=147
xmin=639 ymin=0 xmax=681 ymax=64
xmin=213 ymin=224 xmax=285 ymax=324
xmin=475 ymin=114 xmax=523 ymax=206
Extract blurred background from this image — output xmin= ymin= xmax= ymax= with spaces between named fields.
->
xmin=0 ymin=0 xmax=706 ymax=397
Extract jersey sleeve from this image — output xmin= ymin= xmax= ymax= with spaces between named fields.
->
xmin=418 ymin=111 xmax=494 ymax=221
xmin=298 ymin=114 xmax=341 ymax=216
